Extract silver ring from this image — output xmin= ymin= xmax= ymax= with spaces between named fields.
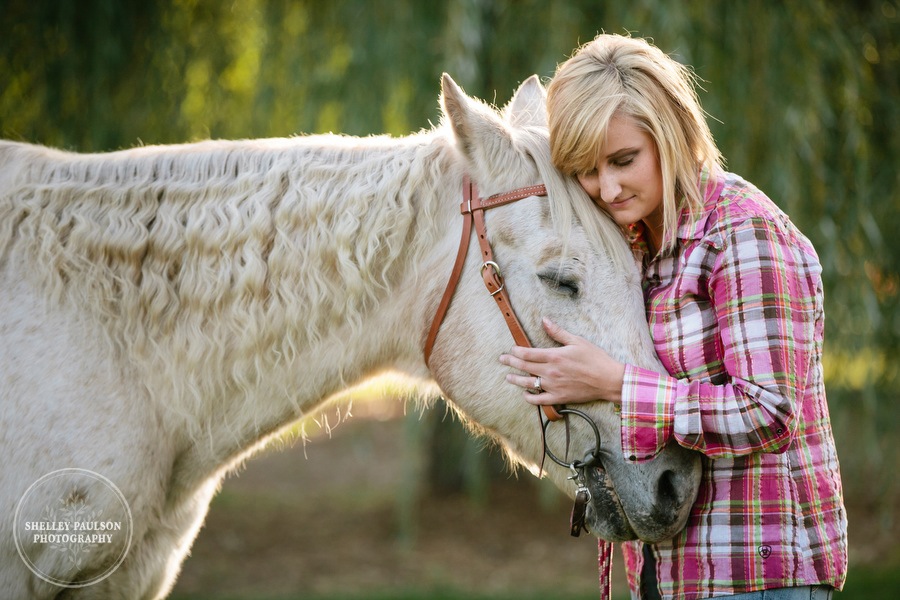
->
xmin=532 ymin=376 xmax=543 ymax=394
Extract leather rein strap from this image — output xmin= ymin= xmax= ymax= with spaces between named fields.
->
xmin=424 ymin=176 xmax=563 ymax=422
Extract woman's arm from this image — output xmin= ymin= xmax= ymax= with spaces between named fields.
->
xmin=621 ymin=216 xmax=821 ymax=461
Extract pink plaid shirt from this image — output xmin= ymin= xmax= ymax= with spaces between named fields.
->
xmin=612 ymin=170 xmax=848 ymax=599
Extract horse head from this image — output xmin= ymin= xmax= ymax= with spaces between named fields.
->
xmin=426 ymin=74 xmax=701 ymax=543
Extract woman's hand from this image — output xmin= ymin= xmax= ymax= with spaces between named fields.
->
xmin=499 ymin=318 xmax=625 ymax=406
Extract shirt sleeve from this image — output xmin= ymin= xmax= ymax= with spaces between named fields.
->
xmin=620 ymin=216 xmax=820 ymax=461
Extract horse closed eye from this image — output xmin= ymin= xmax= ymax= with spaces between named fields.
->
xmin=538 ymin=272 xmax=581 ymax=298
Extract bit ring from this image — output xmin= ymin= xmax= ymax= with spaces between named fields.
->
xmin=541 ymin=407 xmax=603 ymax=469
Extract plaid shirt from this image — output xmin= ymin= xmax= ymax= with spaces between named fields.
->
xmin=614 ymin=171 xmax=848 ymax=599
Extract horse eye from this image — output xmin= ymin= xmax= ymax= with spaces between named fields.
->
xmin=538 ymin=271 xmax=581 ymax=298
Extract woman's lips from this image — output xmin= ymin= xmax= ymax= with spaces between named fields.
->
xmin=607 ymin=195 xmax=634 ymax=209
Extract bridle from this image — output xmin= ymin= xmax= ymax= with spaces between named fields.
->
xmin=423 ymin=176 xmax=603 ymax=472
xmin=423 ymin=175 xmax=561 ymax=421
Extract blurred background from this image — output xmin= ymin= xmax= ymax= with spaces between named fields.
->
xmin=2 ymin=1 xmax=898 ymax=598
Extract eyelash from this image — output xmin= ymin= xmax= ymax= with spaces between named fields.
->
xmin=577 ymin=153 xmax=636 ymax=177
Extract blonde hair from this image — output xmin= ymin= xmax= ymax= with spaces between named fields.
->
xmin=547 ymin=34 xmax=722 ymax=254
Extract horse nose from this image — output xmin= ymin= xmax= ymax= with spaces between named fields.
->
xmin=654 ymin=468 xmax=695 ymax=527
xmin=657 ymin=470 xmax=678 ymax=510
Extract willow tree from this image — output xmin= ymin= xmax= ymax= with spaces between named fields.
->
xmin=2 ymin=0 xmax=897 ymax=547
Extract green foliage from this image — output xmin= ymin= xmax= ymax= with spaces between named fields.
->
xmin=2 ymin=0 xmax=898 ymax=547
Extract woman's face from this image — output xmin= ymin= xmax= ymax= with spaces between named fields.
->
xmin=575 ymin=113 xmax=664 ymax=232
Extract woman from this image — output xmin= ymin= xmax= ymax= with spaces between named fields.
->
xmin=500 ymin=34 xmax=847 ymax=600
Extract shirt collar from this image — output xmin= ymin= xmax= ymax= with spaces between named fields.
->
xmin=672 ymin=168 xmax=725 ymax=243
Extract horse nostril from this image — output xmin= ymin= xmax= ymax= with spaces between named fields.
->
xmin=657 ymin=469 xmax=678 ymax=509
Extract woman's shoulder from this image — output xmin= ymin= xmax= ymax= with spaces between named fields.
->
xmin=700 ymin=172 xmax=820 ymax=265
xmin=680 ymin=171 xmax=780 ymax=241
xmin=711 ymin=172 xmax=786 ymax=225
xmin=701 ymin=172 xmax=794 ymax=240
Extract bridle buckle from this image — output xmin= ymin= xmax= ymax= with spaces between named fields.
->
xmin=480 ymin=261 xmax=504 ymax=296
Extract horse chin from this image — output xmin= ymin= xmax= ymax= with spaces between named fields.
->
xmin=583 ymin=465 xmax=638 ymax=542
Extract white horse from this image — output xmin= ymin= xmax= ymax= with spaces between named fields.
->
xmin=0 ymin=74 xmax=700 ymax=598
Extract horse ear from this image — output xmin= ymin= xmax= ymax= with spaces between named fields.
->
xmin=504 ymin=75 xmax=547 ymax=128
xmin=441 ymin=73 xmax=520 ymax=182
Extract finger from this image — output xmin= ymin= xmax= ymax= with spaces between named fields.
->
xmin=505 ymin=372 xmax=540 ymax=390
xmin=542 ymin=317 xmax=580 ymax=345
xmin=522 ymin=390 xmax=559 ymax=406
xmin=505 ymin=345 xmax=555 ymax=363
xmin=499 ymin=353 xmax=532 ymax=373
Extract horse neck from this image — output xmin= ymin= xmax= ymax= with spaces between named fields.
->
xmin=154 ymin=134 xmax=461 ymax=477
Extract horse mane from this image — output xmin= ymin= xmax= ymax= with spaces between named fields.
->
xmin=0 ymin=134 xmax=457 ymax=435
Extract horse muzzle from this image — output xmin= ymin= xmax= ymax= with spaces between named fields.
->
xmin=583 ymin=446 xmax=701 ymax=543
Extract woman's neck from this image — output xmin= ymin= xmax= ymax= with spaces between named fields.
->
xmin=641 ymin=215 xmax=664 ymax=257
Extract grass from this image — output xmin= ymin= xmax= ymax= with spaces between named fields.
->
xmin=171 ymin=566 xmax=900 ymax=600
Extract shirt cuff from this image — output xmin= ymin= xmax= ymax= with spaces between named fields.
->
xmin=620 ymin=364 xmax=677 ymax=462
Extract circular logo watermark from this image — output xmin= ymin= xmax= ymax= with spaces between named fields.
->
xmin=13 ymin=468 xmax=133 ymax=588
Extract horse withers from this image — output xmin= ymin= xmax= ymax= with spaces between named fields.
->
xmin=0 ymin=74 xmax=700 ymax=598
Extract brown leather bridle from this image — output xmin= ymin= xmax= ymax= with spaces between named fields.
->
xmin=423 ymin=176 xmax=563 ymax=422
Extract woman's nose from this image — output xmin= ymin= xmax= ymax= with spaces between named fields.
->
xmin=598 ymin=171 xmax=622 ymax=202
xmin=577 ymin=170 xmax=622 ymax=204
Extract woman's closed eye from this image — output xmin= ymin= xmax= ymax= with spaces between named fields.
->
xmin=610 ymin=151 xmax=637 ymax=168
